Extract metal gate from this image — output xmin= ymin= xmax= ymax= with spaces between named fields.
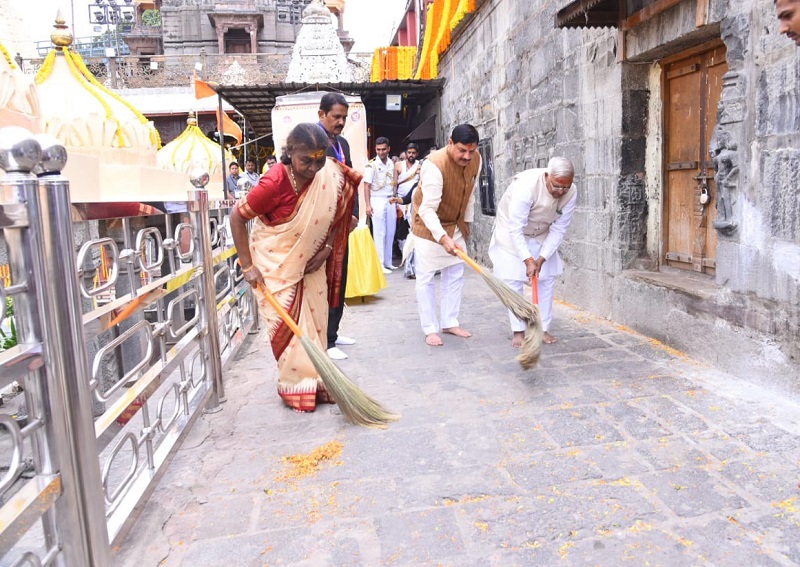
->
xmin=0 ymin=128 xmax=257 ymax=565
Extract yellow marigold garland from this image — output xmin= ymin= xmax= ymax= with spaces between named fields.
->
xmin=0 ymin=41 xmax=16 ymax=69
xmin=435 ymin=0 xmax=458 ymax=55
xmin=370 ymin=46 xmax=418 ymax=81
xmin=414 ymin=2 xmax=438 ymax=79
xmin=62 ymin=47 xmax=126 ymax=148
xmin=413 ymin=0 xmax=478 ymax=79
xmin=69 ymin=49 xmax=162 ymax=148
xmin=370 ymin=48 xmax=383 ymax=82
xmin=35 ymin=51 xmax=56 ymax=84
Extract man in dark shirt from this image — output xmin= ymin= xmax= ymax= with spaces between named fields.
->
xmin=318 ymin=93 xmax=358 ymax=360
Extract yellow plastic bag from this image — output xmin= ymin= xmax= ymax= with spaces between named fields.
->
xmin=345 ymin=225 xmax=387 ymax=298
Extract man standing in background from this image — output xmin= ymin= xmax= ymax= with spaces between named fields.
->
xmin=225 ymin=162 xmax=241 ymax=200
xmin=243 ymin=158 xmax=260 ymax=186
xmin=363 ymin=137 xmax=397 ymax=274
xmin=318 ymin=93 xmax=358 ymax=360
xmin=392 ymin=143 xmax=421 ymax=278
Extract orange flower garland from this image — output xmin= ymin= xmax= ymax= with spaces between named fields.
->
xmin=370 ymin=46 xmax=418 ymax=81
xmin=414 ymin=0 xmax=478 ymax=79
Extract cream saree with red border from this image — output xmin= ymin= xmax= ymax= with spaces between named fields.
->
xmin=247 ymin=160 xmax=354 ymax=411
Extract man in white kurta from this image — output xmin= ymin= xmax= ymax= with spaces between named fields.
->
xmin=409 ymin=125 xmax=481 ymax=346
xmin=489 ymin=157 xmax=577 ymax=346
xmin=363 ymin=137 xmax=397 ymax=273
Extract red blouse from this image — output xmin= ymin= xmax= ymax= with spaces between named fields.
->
xmin=239 ymin=163 xmax=308 ymax=224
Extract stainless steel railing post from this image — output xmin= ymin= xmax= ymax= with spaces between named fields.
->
xmin=188 ymin=173 xmax=225 ymax=411
xmin=29 ymin=133 xmax=111 ymax=565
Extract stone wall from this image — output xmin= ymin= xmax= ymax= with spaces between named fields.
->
xmin=430 ymin=0 xmax=800 ymax=392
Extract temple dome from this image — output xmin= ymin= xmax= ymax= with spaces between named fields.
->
xmin=302 ymin=0 xmax=332 ymax=22
xmin=157 ymin=118 xmax=233 ymax=176
xmin=35 ymin=13 xmax=160 ymax=151
xmin=0 ymin=39 xmax=42 ymax=133
xmin=286 ymin=0 xmax=353 ymax=82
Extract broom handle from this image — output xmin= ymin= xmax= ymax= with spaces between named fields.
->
xmin=255 ymin=282 xmax=304 ymax=338
xmin=531 ymin=275 xmax=539 ymax=305
xmin=455 ymin=250 xmax=483 ymax=274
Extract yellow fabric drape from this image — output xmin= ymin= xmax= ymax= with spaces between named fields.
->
xmin=345 ymin=226 xmax=387 ymax=298
xmin=414 ymin=0 xmax=478 ymax=80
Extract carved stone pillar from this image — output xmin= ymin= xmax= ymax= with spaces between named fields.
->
xmin=217 ymin=27 xmax=226 ymax=54
xmin=710 ymin=70 xmax=744 ymax=236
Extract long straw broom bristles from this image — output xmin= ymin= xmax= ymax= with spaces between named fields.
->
xmin=456 ymin=250 xmax=544 ymax=369
xmin=256 ymin=283 xmax=399 ymax=427
xmin=517 ymin=275 xmax=544 ymax=369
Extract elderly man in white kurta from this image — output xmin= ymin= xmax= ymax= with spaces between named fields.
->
xmin=489 ymin=157 xmax=577 ymax=346
xmin=409 ymin=124 xmax=482 ymax=346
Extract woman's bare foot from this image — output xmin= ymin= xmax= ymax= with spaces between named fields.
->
xmin=511 ymin=331 xmax=525 ymax=348
xmin=425 ymin=333 xmax=444 ymax=346
xmin=543 ymin=332 xmax=557 ymax=344
xmin=443 ymin=326 xmax=472 ymax=338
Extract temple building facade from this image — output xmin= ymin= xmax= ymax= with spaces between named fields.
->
xmin=158 ymin=0 xmax=353 ymax=56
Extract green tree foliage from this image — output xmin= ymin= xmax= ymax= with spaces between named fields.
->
xmin=142 ymin=9 xmax=161 ymax=27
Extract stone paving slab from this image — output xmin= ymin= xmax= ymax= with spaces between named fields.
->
xmin=115 ymin=269 xmax=800 ymax=566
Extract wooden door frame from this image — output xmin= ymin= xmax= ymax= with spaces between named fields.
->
xmin=658 ymin=38 xmax=725 ymax=270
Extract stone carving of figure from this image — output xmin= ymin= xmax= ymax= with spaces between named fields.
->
xmin=709 ymin=126 xmax=738 ymax=235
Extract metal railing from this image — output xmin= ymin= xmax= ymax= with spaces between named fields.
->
xmin=0 ymin=128 xmax=257 ymax=565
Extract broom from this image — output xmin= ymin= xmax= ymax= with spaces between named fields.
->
xmin=456 ymin=250 xmax=535 ymax=322
xmin=517 ymin=275 xmax=544 ymax=370
xmin=254 ymin=282 xmax=399 ymax=427
xmin=454 ymin=250 xmax=543 ymax=369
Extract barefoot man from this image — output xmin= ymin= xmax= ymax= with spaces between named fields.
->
xmin=409 ymin=124 xmax=481 ymax=346
xmin=488 ymin=157 xmax=577 ymax=347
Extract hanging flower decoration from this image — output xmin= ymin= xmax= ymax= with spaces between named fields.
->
xmin=369 ymin=46 xmax=418 ymax=81
xmin=413 ymin=0 xmax=478 ymax=80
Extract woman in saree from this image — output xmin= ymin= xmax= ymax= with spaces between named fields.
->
xmin=229 ymin=123 xmax=362 ymax=412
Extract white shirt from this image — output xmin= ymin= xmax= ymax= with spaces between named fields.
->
xmin=489 ymin=173 xmax=577 ymax=281
xmin=243 ymin=171 xmax=260 ymax=185
xmin=363 ymin=157 xmax=395 ymax=198
xmin=396 ymin=160 xmax=421 ymax=198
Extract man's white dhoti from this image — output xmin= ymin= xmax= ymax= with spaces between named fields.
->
xmin=412 ymin=158 xmax=477 ymax=335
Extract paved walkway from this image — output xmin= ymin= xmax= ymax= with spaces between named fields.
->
xmin=117 ymin=269 xmax=800 ymax=566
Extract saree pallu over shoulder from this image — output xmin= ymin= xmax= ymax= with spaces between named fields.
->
xmin=326 ymin=158 xmax=362 ymax=308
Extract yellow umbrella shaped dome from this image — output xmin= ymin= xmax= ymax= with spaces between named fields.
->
xmin=157 ymin=117 xmax=233 ymax=176
xmin=34 ymin=12 xmax=160 ymax=150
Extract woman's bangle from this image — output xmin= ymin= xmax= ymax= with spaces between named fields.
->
xmin=324 ymin=243 xmax=333 ymax=250
xmin=240 ymin=263 xmax=256 ymax=274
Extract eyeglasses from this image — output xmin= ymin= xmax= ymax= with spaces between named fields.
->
xmin=550 ymin=180 xmax=571 ymax=191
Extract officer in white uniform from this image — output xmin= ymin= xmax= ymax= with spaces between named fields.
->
xmin=363 ymin=136 xmax=397 ymax=273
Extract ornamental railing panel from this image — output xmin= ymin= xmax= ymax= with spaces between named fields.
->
xmin=0 ymin=127 xmax=257 ymax=565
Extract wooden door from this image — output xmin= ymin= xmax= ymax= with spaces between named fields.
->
xmin=662 ymin=44 xmax=727 ymax=275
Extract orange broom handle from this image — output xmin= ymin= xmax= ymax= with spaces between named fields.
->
xmin=531 ymin=275 xmax=539 ymax=305
xmin=256 ymin=282 xmax=304 ymax=338
xmin=455 ymin=249 xmax=483 ymax=273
